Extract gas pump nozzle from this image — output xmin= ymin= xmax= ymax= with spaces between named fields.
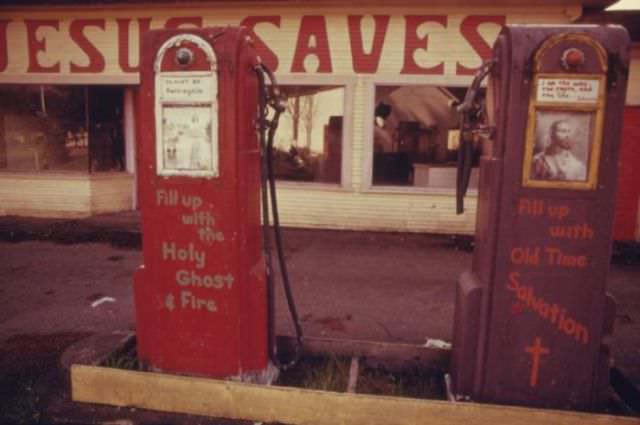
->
xmin=456 ymin=60 xmax=495 ymax=215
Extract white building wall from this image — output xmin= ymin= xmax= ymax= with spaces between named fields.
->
xmin=0 ymin=1 xmax=589 ymax=232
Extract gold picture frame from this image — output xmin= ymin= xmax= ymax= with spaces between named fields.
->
xmin=522 ymin=74 xmax=606 ymax=190
xmin=522 ymin=33 xmax=608 ymax=191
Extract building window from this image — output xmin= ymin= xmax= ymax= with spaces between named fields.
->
xmin=372 ymin=84 xmax=478 ymax=189
xmin=0 ymin=85 xmax=125 ymax=173
xmin=273 ymin=85 xmax=344 ymax=184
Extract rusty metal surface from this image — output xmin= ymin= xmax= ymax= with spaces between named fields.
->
xmin=453 ymin=25 xmax=630 ymax=409
xmin=134 ymin=27 xmax=268 ymax=378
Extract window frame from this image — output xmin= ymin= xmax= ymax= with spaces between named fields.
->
xmin=362 ymin=76 xmax=480 ymax=195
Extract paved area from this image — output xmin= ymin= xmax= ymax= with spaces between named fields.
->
xmin=0 ymin=212 xmax=639 ymax=423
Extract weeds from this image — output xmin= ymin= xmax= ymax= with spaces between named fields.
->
xmin=102 ymin=349 xmax=140 ymax=371
xmin=358 ymin=364 xmax=444 ymax=398
xmin=276 ymin=355 xmax=350 ymax=392
xmin=103 ymin=353 xmax=140 ymax=370
xmin=276 ymin=355 xmax=445 ymax=399
xmin=99 ymin=349 xmax=445 ymax=400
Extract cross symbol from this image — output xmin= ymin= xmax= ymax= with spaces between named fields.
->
xmin=525 ymin=337 xmax=550 ymax=388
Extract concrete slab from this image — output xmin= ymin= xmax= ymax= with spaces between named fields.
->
xmin=0 ymin=212 xmax=638 ymax=423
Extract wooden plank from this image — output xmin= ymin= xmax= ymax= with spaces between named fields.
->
xmin=71 ymin=365 xmax=640 ymax=425
xmin=277 ymin=335 xmax=450 ymax=370
xmin=346 ymin=356 xmax=359 ymax=393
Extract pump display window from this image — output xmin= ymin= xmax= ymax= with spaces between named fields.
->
xmin=0 ymin=85 xmax=125 ymax=173
xmin=371 ymin=84 xmax=481 ymax=189
xmin=272 ymin=85 xmax=344 ymax=184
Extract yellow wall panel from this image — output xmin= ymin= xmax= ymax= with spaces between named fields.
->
xmin=90 ymin=174 xmax=135 ymax=214
xmin=273 ymin=185 xmax=477 ymax=234
xmin=0 ymin=174 xmax=91 ymax=218
xmin=0 ymin=174 xmax=134 ymax=218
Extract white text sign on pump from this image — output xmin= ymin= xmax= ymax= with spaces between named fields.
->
xmin=154 ymin=35 xmax=219 ymax=178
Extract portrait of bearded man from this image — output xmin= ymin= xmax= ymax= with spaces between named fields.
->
xmin=531 ymin=119 xmax=587 ymax=181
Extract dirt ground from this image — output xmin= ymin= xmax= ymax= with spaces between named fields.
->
xmin=0 ymin=227 xmax=639 ymax=423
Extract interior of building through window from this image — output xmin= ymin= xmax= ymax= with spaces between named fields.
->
xmin=372 ymin=85 xmax=482 ymax=189
xmin=0 ymin=85 xmax=125 ymax=173
xmin=89 ymin=86 xmax=125 ymax=172
xmin=273 ymin=85 xmax=344 ymax=184
xmin=0 ymin=85 xmax=86 ymax=172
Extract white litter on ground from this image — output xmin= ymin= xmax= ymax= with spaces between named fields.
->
xmin=424 ymin=338 xmax=452 ymax=349
xmin=91 ymin=296 xmax=116 ymax=308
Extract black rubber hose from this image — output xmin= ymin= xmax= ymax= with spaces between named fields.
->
xmin=264 ymin=87 xmax=305 ymax=367
xmin=255 ymin=67 xmax=278 ymax=368
xmin=263 ymin=65 xmax=304 ymax=368
xmin=255 ymin=63 xmax=304 ymax=370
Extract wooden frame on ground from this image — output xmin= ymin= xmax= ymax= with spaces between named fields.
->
xmin=71 ymin=363 xmax=638 ymax=425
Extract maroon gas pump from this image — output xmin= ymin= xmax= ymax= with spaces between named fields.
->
xmin=452 ymin=26 xmax=630 ymax=409
xmin=134 ymin=27 xmax=301 ymax=380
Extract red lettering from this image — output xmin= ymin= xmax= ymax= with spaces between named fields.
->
xmin=291 ymin=16 xmax=332 ymax=73
xmin=507 ymin=272 xmax=520 ymax=290
xmin=164 ymin=17 xmax=203 ymax=29
xmin=525 ymin=337 xmax=550 ymax=388
xmin=401 ymin=15 xmax=446 ymax=75
xmin=117 ymin=18 xmax=152 ymax=72
xmin=348 ymin=15 xmax=389 ymax=73
xmin=0 ymin=20 xmax=9 ymax=72
xmin=456 ymin=15 xmax=505 ymax=75
xmin=26 ymin=19 xmax=61 ymax=73
xmin=70 ymin=19 xmax=106 ymax=73
xmin=240 ymin=16 xmax=280 ymax=72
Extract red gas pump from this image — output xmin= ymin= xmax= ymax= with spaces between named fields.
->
xmin=452 ymin=25 xmax=630 ymax=409
xmin=134 ymin=27 xmax=301 ymax=380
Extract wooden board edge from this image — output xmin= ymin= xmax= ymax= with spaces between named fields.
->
xmin=277 ymin=335 xmax=451 ymax=369
xmin=71 ymin=365 xmax=640 ymax=425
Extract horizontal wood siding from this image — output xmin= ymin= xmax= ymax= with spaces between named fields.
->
xmin=273 ymin=186 xmax=478 ymax=234
xmin=0 ymin=2 xmax=590 ymax=232
xmin=89 ymin=174 xmax=135 ymax=215
xmin=0 ymin=173 xmax=134 ymax=218
xmin=0 ymin=174 xmax=91 ymax=218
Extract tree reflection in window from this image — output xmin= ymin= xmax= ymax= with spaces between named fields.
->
xmin=0 ymin=85 xmax=125 ymax=173
xmin=273 ymin=85 xmax=344 ymax=184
